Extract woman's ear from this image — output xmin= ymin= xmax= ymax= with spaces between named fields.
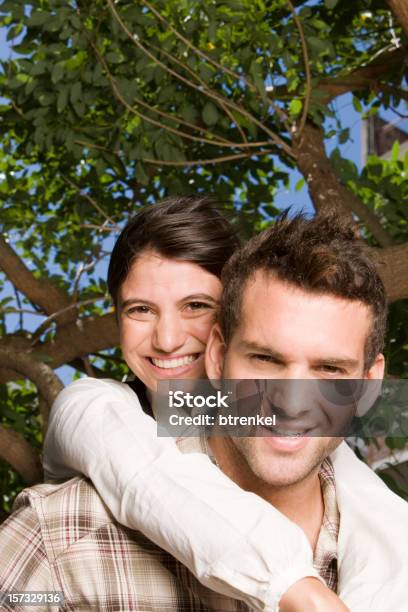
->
xmin=205 ymin=323 xmax=226 ymax=382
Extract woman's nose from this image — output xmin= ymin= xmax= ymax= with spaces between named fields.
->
xmin=152 ymin=312 xmax=186 ymax=353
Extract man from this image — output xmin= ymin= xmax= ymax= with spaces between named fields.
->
xmin=205 ymin=212 xmax=408 ymax=608
xmin=0 ymin=212 xmax=406 ymax=611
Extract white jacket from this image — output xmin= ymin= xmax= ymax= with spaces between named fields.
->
xmin=43 ymin=377 xmax=408 ymax=611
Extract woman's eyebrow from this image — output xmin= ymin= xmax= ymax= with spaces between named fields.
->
xmin=120 ymin=294 xmax=219 ymax=309
xmin=120 ymin=298 xmax=155 ymax=309
xmin=181 ymin=294 xmax=219 ymax=304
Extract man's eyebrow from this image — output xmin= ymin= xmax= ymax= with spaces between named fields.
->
xmin=238 ymin=341 xmax=286 ymax=359
xmin=239 ymin=342 xmax=360 ymax=369
xmin=312 ymin=357 xmax=360 ymax=369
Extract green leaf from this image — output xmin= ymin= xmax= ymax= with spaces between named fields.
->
xmin=106 ymin=51 xmax=123 ymax=64
xmin=28 ymin=12 xmax=49 ymax=27
xmin=289 ymin=99 xmax=302 ymax=116
xmin=307 ymin=37 xmax=333 ymax=58
xmin=249 ymin=59 xmax=267 ymax=101
xmin=295 ymin=177 xmax=305 ymax=192
xmin=391 ymin=140 xmax=400 ymax=162
xmin=180 ymin=104 xmax=198 ymax=123
xmin=202 ymin=102 xmax=219 ymax=126
xmin=57 ymin=85 xmax=69 ymax=112
xmin=339 ymin=128 xmax=350 ymax=144
xmin=136 ymin=162 xmax=148 ymax=185
xmin=352 ymin=97 xmax=363 ymax=113
xmin=73 ymin=101 xmax=86 ymax=117
xmin=125 ymin=115 xmax=141 ymax=134
xmin=324 ymin=0 xmax=339 ymax=9
xmin=30 ymin=62 xmax=47 ymax=76
xmin=64 ymin=51 xmax=86 ymax=71
xmin=51 ymin=64 xmax=64 ymax=84
xmin=368 ymin=163 xmax=382 ymax=178
xmin=70 ymin=82 xmax=82 ymax=104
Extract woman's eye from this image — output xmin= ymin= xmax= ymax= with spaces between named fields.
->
xmin=185 ymin=301 xmax=212 ymax=312
xmin=125 ymin=305 xmax=152 ymax=318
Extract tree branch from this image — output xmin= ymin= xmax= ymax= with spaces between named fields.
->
xmin=370 ymin=243 xmax=408 ymax=303
xmin=105 ymin=0 xmax=294 ymax=155
xmin=0 ymin=426 xmax=42 ymax=483
xmin=387 ymin=0 xmax=408 ymax=38
xmin=30 ymin=294 xmax=108 ymax=345
xmin=0 ymin=349 xmax=64 ymax=411
xmin=287 ymin=0 xmax=311 ymax=135
xmin=142 ymin=149 xmax=274 ymax=167
xmin=94 ymin=44 xmax=235 ymax=148
xmin=141 ymin=0 xmax=257 ymax=94
xmin=294 ymin=122 xmax=396 ymax=248
xmin=0 ymin=235 xmax=72 ymax=318
xmin=61 ymin=176 xmax=121 ymax=230
xmin=0 ymin=312 xmax=119 ymax=385
xmin=145 ymin=39 xmax=249 ymax=144
xmin=313 ymin=46 xmax=407 ymax=103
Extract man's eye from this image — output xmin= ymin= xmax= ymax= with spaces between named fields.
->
xmin=319 ymin=365 xmax=345 ymax=375
xmin=250 ymin=354 xmax=274 ymax=362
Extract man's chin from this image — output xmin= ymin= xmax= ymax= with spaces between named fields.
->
xmin=234 ymin=437 xmax=329 ymax=487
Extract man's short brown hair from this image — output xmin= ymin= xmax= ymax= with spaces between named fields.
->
xmin=220 ymin=212 xmax=387 ymax=370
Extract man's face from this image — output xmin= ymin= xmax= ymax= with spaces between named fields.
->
xmin=206 ymin=272 xmax=384 ymax=488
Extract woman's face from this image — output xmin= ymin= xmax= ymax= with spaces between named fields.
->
xmin=118 ymin=250 xmax=222 ymax=391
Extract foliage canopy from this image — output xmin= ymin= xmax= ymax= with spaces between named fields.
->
xmin=0 ymin=0 xmax=407 ymax=514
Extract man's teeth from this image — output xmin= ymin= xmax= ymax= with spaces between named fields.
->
xmin=151 ymin=355 xmax=197 ymax=369
xmin=274 ymin=429 xmax=304 ymax=437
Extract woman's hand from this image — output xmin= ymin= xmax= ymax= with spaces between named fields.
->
xmin=280 ymin=578 xmax=349 ymax=612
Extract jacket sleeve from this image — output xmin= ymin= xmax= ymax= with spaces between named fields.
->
xmin=43 ymin=377 xmax=320 ymax=611
xmin=0 ymin=497 xmax=56 ymax=612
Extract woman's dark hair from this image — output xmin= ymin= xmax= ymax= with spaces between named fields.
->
xmin=108 ymin=195 xmax=240 ymax=307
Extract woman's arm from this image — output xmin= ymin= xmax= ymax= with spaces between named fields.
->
xmin=43 ymin=377 xmax=342 ymax=611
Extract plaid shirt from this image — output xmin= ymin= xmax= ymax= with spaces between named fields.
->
xmin=0 ymin=438 xmax=338 ymax=611
xmin=315 ymin=458 xmax=339 ymax=591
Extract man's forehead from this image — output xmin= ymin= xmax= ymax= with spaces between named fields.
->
xmin=233 ymin=273 xmax=372 ymax=357
xmin=239 ymin=271 xmax=372 ymax=319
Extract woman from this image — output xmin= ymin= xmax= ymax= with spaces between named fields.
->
xmin=44 ymin=196 xmax=348 ymax=610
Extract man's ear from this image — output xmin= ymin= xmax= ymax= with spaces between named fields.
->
xmin=205 ymin=323 xmax=226 ymax=381
xmin=356 ymin=353 xmax=385 ymax=417
xmin=366 ymin=353 xmax=385 ymax=380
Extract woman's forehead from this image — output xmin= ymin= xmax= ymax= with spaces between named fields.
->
xmin=120 ymin=251 xmax=222 ymax=304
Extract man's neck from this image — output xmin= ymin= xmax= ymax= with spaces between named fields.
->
xmin=209 ymin=436 xmax=324 ymax=551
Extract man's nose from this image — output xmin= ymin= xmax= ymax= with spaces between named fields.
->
xmin=152 ymin=312 xmax=186 ymax=353
xmin=266 ymin=379 xmax=313 ymax=420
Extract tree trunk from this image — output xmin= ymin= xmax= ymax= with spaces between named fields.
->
xmin=371 ymin=243 xmax=408 ymax=303
xmin=293 ymin=122 xmax=395 ymax=248
xmin=387 ymin=0 xmax=408 ymax=37
xmin=0 ymin=426 xmax=42 ymax=484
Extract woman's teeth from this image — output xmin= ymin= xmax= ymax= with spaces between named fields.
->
xmin=151 ymin=354 xmax=197 ymax=369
